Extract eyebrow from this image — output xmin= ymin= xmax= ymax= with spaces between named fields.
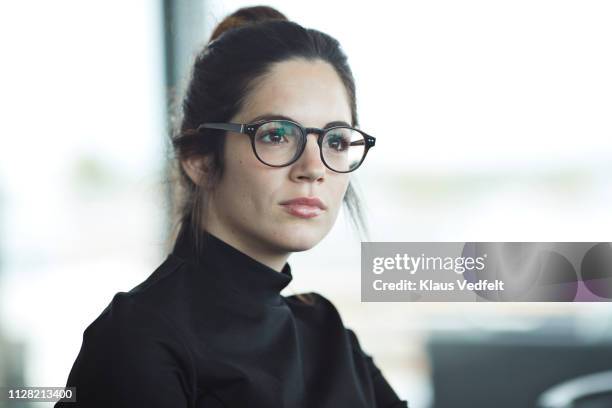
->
xmin=246 ymin=113 xmax=351 ymax=129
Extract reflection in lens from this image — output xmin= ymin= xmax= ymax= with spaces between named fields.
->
xmin=254 ymin=121 xmax=300 ymax=166
xmin=322 ymin=128 xmax=365 ymax=172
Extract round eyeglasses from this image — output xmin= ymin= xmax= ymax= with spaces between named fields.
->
xmin=196 ymin=119 xmax=376 ymax=173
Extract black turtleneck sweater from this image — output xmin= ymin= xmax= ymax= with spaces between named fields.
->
xmin=56 ymin=225 xmax=408 ymax=407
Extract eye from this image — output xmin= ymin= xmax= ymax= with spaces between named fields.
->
xmin=256 ymin=122 xmax=300 ymax=145
xmin=260 ymin=132 xmax=286 ymax=144
xmin=325 ymin=132 xmax=350 ymax=151
xmin=258 ymin=126 xmax=290 ymax=144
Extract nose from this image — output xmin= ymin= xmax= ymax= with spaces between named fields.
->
xmin=290 ymin=132 xmax=326 ymax=182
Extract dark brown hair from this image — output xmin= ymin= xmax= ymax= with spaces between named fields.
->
xmin=165 ymin=6 xmax=368 ymax=303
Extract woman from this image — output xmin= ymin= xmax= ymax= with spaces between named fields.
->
xmin=56 ymin=6 xmax=407 ymax=408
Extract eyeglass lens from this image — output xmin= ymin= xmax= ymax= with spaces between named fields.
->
xmin=253 ymin=121 xmax=366 ymax=172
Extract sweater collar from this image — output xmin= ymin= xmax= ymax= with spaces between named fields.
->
xmin=170 ymin=220 xmax=293 ymax=305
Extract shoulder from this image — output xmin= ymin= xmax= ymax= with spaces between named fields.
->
xmin=125 ymin=254 xmax=187 ymax=299
xmin=82 ymin=291 xmax=186 ymax=353
xmin=80 ymin=256 xmax=195 ymax=358
xmin=284 ymin=291 xmax=340 ymax=315
xmin=285 ymin=291 xmax=358 ymax=340
xmin=285 ymin=291 xmax=341 ymax=323
xmin=62 ymin=269 xmax=196 ymax=406
xmin=344 ymin=326 xmax=368 ymax=357
xmin=95 ymin=255 xmax=201 ymax=335
xmin=69 ymin=291 xmax=194 ymax=387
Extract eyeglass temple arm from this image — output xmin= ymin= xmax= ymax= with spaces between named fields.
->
xmin=197 ymin=123 xmax=244 ymax=133
xmin=350 ymin=135 xmax=376 ymax=147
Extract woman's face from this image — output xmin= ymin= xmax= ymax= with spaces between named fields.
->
xmin=205 ymin=58 xmax=352 ymax=268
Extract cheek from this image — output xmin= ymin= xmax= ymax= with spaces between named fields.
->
xmin=330 ymin=175 xmax=350 ymax=209
xmin=223 ymin=137 xmax=264 ymax=187
xmin=214 ymin=143 xmax=257 ymax=210
xmin=223 ymin=157 xmax=286 ymax=211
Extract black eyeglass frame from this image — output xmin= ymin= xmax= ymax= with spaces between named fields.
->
xmin=196 ymin=119 xmax=376 ymax=173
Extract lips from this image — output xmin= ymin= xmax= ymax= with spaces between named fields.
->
xmin=279 ymin=197 xmax=327 ymax=219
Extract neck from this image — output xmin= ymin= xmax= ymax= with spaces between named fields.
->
xmin=201 ymin=220 xmax=290 ymax=273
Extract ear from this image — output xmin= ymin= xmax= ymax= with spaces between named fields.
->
xmin=181 ymin=155 xmax=213 ymax=188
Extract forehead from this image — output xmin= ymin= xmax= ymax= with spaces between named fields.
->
xmin=238 ymin=58 xmax=352 ymax=127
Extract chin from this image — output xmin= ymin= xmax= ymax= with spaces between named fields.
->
xmin=273 ymin=227 xmax=328 ymax=253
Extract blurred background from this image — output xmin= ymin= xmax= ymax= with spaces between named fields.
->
xmin=1 ymin=1 xmax=611 ymax=407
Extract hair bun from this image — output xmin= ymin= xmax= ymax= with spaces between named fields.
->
xmin=209 ymin=6 xmax=288 ymax=43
